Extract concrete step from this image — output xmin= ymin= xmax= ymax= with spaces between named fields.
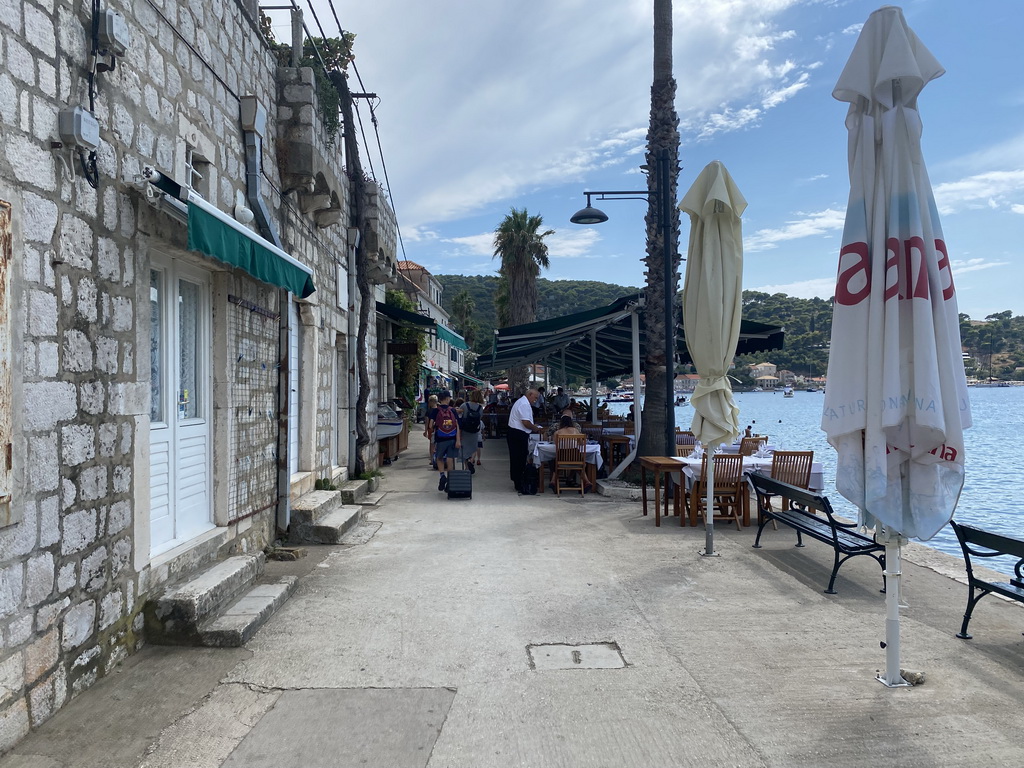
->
xmin=339 ymin=479 xmax=369 ymax=504
xmin=290 ymin=489 xmax=345 ymax=527
xmin=292 ymin=506 xmax=362 ymax=545
xmin=197 ymin=576 xmax=298 ymax=647
xmin=357 ymin=490 xmax=388 ymax=507
xmin=146 ymin=554 xmax=265 ymax=644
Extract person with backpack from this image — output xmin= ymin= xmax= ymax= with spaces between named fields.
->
xmin=459 ymin=388 xmax=485 ymax=472
xmin=428 ymin=390 xmax=461 ymax=491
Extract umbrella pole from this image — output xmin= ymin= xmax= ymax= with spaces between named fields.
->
xmin=701 ymin=445 xmax=719 ymax=556
xmin=878 ymin=528 xmax=910 ymax=687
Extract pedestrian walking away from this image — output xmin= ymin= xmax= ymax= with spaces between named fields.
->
xmin=507 ymin=388 xmax=543 ymax=493
xmin=429 ymin=391 xmax=461 ymax=491
xmin=459 ymin=389 xmax=485 ymax=472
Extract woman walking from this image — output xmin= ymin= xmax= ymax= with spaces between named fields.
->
xmin=459 ymin=389 xmax=486 ymax=472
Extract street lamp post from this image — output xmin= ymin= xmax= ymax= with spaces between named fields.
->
xmin=570 ymin=147 xmax=677 ymax=456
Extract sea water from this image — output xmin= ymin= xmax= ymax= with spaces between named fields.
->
xmin=607 ymin=387 xmax=1023 ymax=574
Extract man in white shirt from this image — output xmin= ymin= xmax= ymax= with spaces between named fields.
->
xmin=507 ymin=388 xmax=543 ymax=493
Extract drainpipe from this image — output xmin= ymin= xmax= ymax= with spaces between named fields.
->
xmin=240 ymin=95 xmax=292 ymax=535
xmin=346 ymin=227 xmax=360 ymax=473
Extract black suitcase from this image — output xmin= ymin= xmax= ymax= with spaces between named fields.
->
xmin=446 ymin=469 xmax=472 ymax=499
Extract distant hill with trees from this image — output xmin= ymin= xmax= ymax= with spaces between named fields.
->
xmin=436 ymin=276 xmax=1024 ymax=381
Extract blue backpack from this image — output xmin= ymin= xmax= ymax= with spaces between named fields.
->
xmin=434 ymin=405 xmax=458 ymax=439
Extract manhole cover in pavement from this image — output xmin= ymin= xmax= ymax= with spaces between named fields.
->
xmin=527 ymin=642 xmax=626 ymax=670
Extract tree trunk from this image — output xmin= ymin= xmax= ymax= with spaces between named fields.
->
xmin=637 ymin=0 xmax=681 ymax=459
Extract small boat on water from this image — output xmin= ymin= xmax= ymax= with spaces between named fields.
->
xmin=783 ymin=387 xmax=794 ymax=398
xmin=606 ymin=388 xmax=634 ymax=403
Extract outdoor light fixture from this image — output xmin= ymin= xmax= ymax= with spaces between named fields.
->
xmin=570 ymin=149 xmax=678 ymax=456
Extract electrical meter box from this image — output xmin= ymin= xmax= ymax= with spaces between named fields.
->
xmin=97 ymin=8 xmax=130 ymax=56
xmin=58 ymin=107 xmax=100 ymax=152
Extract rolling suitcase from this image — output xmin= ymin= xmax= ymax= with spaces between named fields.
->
xmin=446 ymin=469 xmax=472 ymax=499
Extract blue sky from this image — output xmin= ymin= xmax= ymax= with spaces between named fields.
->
xmin=286 ymin=1 xmax=1024 ymax=319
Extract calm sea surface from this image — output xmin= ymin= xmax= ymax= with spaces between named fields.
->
xmin=608 ymin=387 xmax=1023 ymax=574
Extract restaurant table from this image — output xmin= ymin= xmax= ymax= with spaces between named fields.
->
xmin=671 ymin=454 xmax=824 ymax=526
xmin=639 ymin=456 xmax=685 ymax=527
xmin=533 ymin=441 xmax=603 ymax=492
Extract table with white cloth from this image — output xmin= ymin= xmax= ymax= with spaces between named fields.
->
xmin=719 ymin=443 xmax=779 ymax=455
xmin=533 ymin=441 xmax=603 ymax=492
xmin=671 ymin=454 xmax=824 ymax=526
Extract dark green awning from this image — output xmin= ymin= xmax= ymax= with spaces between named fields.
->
xmin=187 ymin=203 xmax=314 ymax=298
xmin=376 ymin=302 xmax=436 ymax=331
xmin=436 ymin=325 xmax=468 ymax=350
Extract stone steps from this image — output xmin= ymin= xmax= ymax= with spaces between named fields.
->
xmin=289 ymin=488 xmax=364 ymax=545
xmin=146 ymin=553 xmax=293 ymax=647
xmin=357 ymin=490 xmax=388 ymax=507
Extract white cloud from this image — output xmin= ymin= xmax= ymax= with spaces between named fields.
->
xmin=442 ymin=233 xmax=494 ymax=257
xmin=842 ymin=23 xmax=863 ymax=36
xmin=933 ymin=170 xmax=1024 ymax=215
xmin=751 ymin=277 xmax=836 ymax=299
xmin=951 ymin=258 xmax=1011 ymax=275
xmin=745 ymin=207 xmax=846 ymax=252
xmin=1011 ymin=204 xmax=1024 ymax=215
xmin=547 ymin=229 xmax=603 ymax=260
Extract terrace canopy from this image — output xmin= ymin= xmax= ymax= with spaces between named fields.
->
xmin=476 ymin=294 xmax=784 ymax=381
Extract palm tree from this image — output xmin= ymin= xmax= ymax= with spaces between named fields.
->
xmin=637 ymin=0 xmax=681 ymax=458
xmin=493 ymin=208 xmax=553 ymax=395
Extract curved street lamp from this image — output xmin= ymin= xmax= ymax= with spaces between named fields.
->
xmin=570 ymin=148 xmax=677 ymax=456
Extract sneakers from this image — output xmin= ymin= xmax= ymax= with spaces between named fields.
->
xmin=467 ymin=460 xmax=475 ymax=474
xmin=438 ymin=474 xmax=448 ymax=491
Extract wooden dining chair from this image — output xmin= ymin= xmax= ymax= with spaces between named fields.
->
xmin=554 ymin=435 xmax=587 ymax=496
xmin=675 ymin=429 xmax=696 ymax=446
xmin=739 ymin=436 xmax=768 ymax=456
xmin=623 ymin=421 xmax=635 ymax=436
xmin=689 ymin=454 xmax=746 ymax=530
xmin=761 ymin=451 xmax=814 ymax=526
xmin=675 ymin=444 xmax=694 ymax=457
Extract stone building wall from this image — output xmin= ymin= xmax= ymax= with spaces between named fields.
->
xmin=0 ymin=0 xmax=396 ymax=751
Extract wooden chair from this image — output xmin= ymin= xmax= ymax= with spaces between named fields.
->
xmin=675 ymin=429 xmax=696 ymax=446
xmin=739 ymin=436 xmax=768 ymax=456
xmin=623 ymin=421 xmax=635 ymax=436
xmin=762 ymin=451 xmax=814 ymax=524
xmin=675 ymin=444 xmax=694 ymax=457
xmin=689 ymin=454 xmax=746 ymax=530
xmin=554 ymin=435 xmax=587 ymax=496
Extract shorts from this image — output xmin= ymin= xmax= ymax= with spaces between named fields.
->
xmin=435 ymin=438 xmax=460 ymax=462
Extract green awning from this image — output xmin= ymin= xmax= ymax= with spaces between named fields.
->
xmin=436 ymin=325 xmax=468 ymax=350
xmin=186 ymin=202 xmax=315 ymax=298
xmin=377 ymin=302 xmax=436 ymax=331
xmin=456 ymin=371 xmax=486 ymax=386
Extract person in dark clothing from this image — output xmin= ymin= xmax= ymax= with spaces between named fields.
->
xmin=506 ymin=388 xmax=542 ymax=492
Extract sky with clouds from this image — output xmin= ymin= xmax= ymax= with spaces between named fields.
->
xmin=277 ymin=0 xmax=1024 ymax=319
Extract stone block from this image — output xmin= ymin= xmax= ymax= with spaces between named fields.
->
xmin=61 ymin=600 xmax=96 ymax=651
xmin=0 ymin=697 xmax=30 ymax=755
xmin=22 ymin=191 xmax=58 ymax=244
xmin=76 ymin=277 xmax=98 ymax=323
xmin=58 ymin=214 xmax=93 ymax=269
xmin=61 ymin=423 xmax=95 ymax=466
xmin=25 ymin=552 xmax=55 ymax=606
xmin=24 ymin=381 xmax=77 ymax=431
xmin=98 ymin=421 xmax=117 ymax=456
xmin=38 ymin=495 xmax=59 ymax=548
xmin=110 ymin=295 xmax=133 ymax=332
xmin=106 ymin=500 xmax=131 ymax=536
xmin=113 ymin=465 xmax=131 ymax=493
xmin=97 ymin=237 xmax=120 ymax=278
xmin=61 ymin=509 xmax=98 ymax=555
xmin=79 ymin=547 xmax=107 ymax=592
xmin=6 ymin=38 xmax=34 ymax=86
xmin=27 ymin=289 xmax=58 ymax=336
xmin=0 ymin=74 xmax=14 ymax=126
xmin=28 ymin=669 xmax=56 ymax=726
xmin=37 ymin=340 xmax=58 ymax=377
xmin=0 ymin=563 xmax=24 ymax=620
xmin=38 ymin=60 xmax=56 ymax=98
xmin=80 ymin=380 xmax=105 ymax=415
xmin=29 ymin=431 xmax=59 ymax=494
xmin=62 ymin=328 xmax=93 ymax=372
xmin=61 ymin=479 xmax=77 ymax=511
xmin=56 ymin=563 xmax=76 ymax=593
xmin=5 ymin=615 xmax=33 ymax=647
xmin=0 ymin=653 xmax=22 ymax=706
xmin=111 ymin=537 xmax=132 ymax=576
xmin=34 ymin=597 xmax=69 ymax=632
xmin=78 ymin=466 xmax=108 ymax=502
xmin=23 ymin=628 xmax=58 ymax=684
xmin=24 ymin=3 xmax=57 ymax=57
xmin=31 ymin=94 xmax=57 ymax=142
xmin=100 ymin=590 xmax=123 ymax=630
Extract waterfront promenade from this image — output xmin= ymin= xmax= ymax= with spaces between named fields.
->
xmin=2 ymin=436 xmax=1022 ymax=767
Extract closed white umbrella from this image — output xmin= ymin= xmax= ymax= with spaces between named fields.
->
xmin=822 ymin=6 xmax=971 ymax=687
xmin=681 ymin=161 xmax=746 ymax=557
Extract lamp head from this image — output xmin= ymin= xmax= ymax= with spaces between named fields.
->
xmin=570 ymin=205 xmax=609 ymax=225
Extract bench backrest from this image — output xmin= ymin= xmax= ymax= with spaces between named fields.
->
xmin=951 ymin=521 xmax=1024 ymax=586
xmin=749 ymin=473 xmax=831 ymax=515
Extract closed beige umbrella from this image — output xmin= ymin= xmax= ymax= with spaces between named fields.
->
xmin=681 ymin=160 xmax=746 ymax=556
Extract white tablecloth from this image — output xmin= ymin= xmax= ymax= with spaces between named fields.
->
xmin=534 ymin=442 xmax=604 ymax=470
xmin=672 ymin=455 xmax=823 ymax=491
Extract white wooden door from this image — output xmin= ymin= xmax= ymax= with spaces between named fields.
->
xmin=149 ymin=260 xmax=213 ymax=555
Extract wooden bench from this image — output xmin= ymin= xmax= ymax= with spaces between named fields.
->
xmin=750 ymin=474 xmax=885 ymax=595
xmin=950 ymin=521 xmax=1024 ymax=639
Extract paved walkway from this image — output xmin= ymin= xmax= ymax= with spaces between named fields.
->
xmin=3 ymin=434 xmax=1023 ymax=767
